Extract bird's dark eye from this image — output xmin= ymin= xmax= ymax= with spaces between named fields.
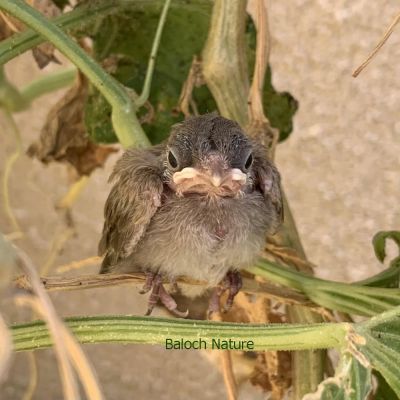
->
xmin=244 ymin=153 xmax=253 ymax=170
xmin=167 ymin=150 xmax=179 ymax=169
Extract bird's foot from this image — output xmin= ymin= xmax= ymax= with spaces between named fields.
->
xmin=141 ymin=272 xmax=189 ymax=318
xmin=208 ymin=270 xmax=243 ymax=316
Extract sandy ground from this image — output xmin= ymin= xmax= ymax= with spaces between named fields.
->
xmin=1 ymin=1 xmax=400 ymax=399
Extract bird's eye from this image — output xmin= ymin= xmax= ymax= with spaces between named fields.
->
xmin=167 ymin=150 xmax=179 ymax=169
xmin=244 ymin=153 xmax=253 ymax=170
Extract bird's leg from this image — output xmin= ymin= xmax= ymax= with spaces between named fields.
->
xmin=159 ymin=284 xmax=189 ymax=318
xmin=145 ymin=274 xmax=162 ymax=316
xmin=141 ymin=272 xmax=188 ymax=318
xmin=208 ymin=270 xmax=243 ymax=316
xmin=224 ymin=270 xmax=242 ymax=311
xmin=140 ymin=271 xmax=156 ymax=294
xmin=208 ymin=285 xmax=225 ymax=317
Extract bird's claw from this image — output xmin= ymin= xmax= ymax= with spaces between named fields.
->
xmin=139 ymin=271 xmax=156 ymax=294
xmin=208 ymin=270 xmax=242 ymax=317
xmin=141 ymin=272 xmax=188 ymax=318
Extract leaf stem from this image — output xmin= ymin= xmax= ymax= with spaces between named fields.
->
xmin=20 ymin=67 xmax=77 ymax=104
xmin=135 ymin=0 xmax=172 ymax=107
xmin=11 ymin=315 xmax=348 ymax=352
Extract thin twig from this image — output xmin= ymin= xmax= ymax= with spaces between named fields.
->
xmin=0 ymin=313 xmax=12 ymax=383
xmin=40 ymin=227 xmax=75 ymax=276
xmin=13 ymin=272 xmax=314 ymax=307
xmin=15 ymin=245 xmax=105 ymax=400
xmin=21 ymin=352 xmax=38 ymax=400
xmin=135 ymin=0 xmax=172 ymax=107
xmin=177 ymin=56 xmax=204 ymax=117
xmin=211 ymin=311 xmax=238 ymax=400
xmin=56 ymin=256 xmax=102 ymax=273
xmin=246 ymin=0 xmax=279 ymax=153
xmin=1 ymin=110 xmax=23 ymax=234
xmin=56 ymin=176 xmax=89 ymax=210
xmin=15 ymin=284 xmax=80 ymax=400
xmin=353 ymin=12 xmax=400 ymax=77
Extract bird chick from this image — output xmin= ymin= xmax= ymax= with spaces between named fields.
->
xmin=98 ymin=113 xmax=283 ymax=317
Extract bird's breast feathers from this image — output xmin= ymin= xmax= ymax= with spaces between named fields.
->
xmin=126 ymin=192 xmax=272 ymax=284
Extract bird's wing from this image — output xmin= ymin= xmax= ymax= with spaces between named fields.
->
xmin=98 ymin=145 xmax=165 ymax=273
xmin=253 ymin=148 xmax=284 ymax=227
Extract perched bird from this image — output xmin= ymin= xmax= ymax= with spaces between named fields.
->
xmin=98 ymin=113 xmax=283 ymax=317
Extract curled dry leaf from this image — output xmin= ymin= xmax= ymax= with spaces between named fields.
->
xmin=27 ymin=73 xmax=118 ymax=176
xmin=220 ymin=293 xmax=292 ymax=397
xmin=31 ymin=0 xmax=62 ymax=68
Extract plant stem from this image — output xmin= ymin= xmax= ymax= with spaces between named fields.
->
xmin=0 ymin=1 xmax=120 ymax=66
xmin=135 ymin=0 xmax=172 ymax=107
xmin=11 ymin=316 xmax=348 ymax=352
xmin=0 ymin=0 xmax=150 ymax=148
xmin=202 ymin=0 xmax=249 ymax=127
xmin=1 ymin=110 xmax=23 ymax=234
xmin=20 ymin=67 xmax=77 ymax=104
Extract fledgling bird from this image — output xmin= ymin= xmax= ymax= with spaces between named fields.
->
xmin=98 ymin=113 xmax=283 ymax=317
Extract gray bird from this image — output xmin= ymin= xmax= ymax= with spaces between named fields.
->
xmin=98 ymin=113 xmax=283 ymax=317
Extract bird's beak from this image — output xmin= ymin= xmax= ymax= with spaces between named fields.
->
xmin=172 ymin=167 xmax=247 ymax=196
xmin=210 ymin=174 xmax=222 ymax=187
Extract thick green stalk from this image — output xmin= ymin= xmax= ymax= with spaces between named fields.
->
xmin=252 ymin=260 xmax=400 ymax=316
xmin=11 ymin=316 xmax=348 ymax=352
xmin=202 ymin=0 xmax=249 ymax=127
xmin=0 ymin=0 xmax=150 ymax=148
xmin=201 ymin=2 xmax=325 ymax=397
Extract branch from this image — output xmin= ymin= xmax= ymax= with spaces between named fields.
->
xmin=13 ymin=272 xmax=314 ymax=308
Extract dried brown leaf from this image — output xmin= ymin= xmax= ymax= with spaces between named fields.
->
xmin=27 ymin=74 xmax=118 ymax=176
xmin=221 ymin=293 xmax=292 ymax=396
xmin=30 ymin=0 xmax=62 ymax=68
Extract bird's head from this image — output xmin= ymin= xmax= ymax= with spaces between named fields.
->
xmin=163 ymin=113 xmax=255 ymax=198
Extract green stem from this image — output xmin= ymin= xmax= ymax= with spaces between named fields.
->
xmin=252 ymin=260 xmax=400 ymax=316
xmin=11 ymin=315 xmax=348 ymax=352
xmin=0 ymin=0 xmax=149 ymax=148
xmin=20 ymin=67 xmax=77 ymax=104
xmin=135 ymin=0 xmax=172 ymax=107
xmin=0 ymin=1 xmax=120 ymax=66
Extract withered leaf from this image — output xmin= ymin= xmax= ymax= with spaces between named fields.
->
xmin=221 ymin=293 xmax=292 ymax=396
xmin=27 ymin=73 xmax=117 ymax=176
xmin=31 ymin=0 xmax=62 ymax=68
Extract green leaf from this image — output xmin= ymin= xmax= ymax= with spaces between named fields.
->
xmin=85 ymin=0 xmax=213 ymax=144
xmin=84 ymin=0 xmax=298 ymax=144
xmin=372 ymin=231 xmax=400 ymax=263
xmin=374 ymin=371 xmax=398 ymax=400
xmin=303 ymin=354 xmax=372 ymax=400
xmin=353 ymin=306 xmax=400 ymax=398
xmin=263 ymin=67 xmax=298 ymax=142
xmin=356 ymin=256 xmax=400 ymax=289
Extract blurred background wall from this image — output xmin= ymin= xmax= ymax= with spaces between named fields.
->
xmin=1 ymin=1 xmax=400 ymax=398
